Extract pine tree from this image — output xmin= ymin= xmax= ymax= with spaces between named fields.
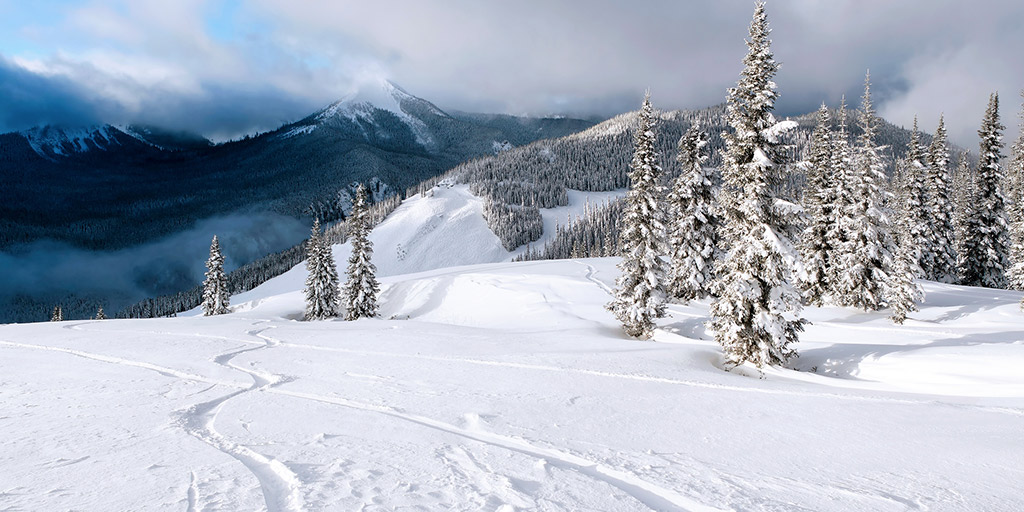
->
xmin=708 ymin=2 xmax=803 ymax=369
xmin=889 ymin=180 xmax=924 ymax=324
xmin=606 ymin=93 xmax=669 ymax=338
xmin=888 ymin=231 xmax=923 ymax=324
xmin=343 ymin=185 xmax=380 ymax=321
xmin=798 ymin=104 xmax=835 ymax=305
xmin=304 ymin=219 xmax=341 ymax=320
xmin=923 ymin=115 xmax=958 ymax=282
xmin=201 ymin=235 xmax=230 ymax=316
xmin=825 ymin=97 xmax=854 ymax=295
xmin=833 ymin=73 xmax=894 ymax=310
xmin=897 ymin=117 xmax=932 ymax=275
xmin=95 ymin=305 xmax=106 ymax=320
xmin=667 ymin=123 xmax=717 ymax=302
xmin=50 ymin=305 xmax=63 ymax=322
xmin=1006 ymin=92 xmax=1024 ymax=290
xmin=953 ymin=151 xmax=976 ymax=277
xmin=960 ymin=93 xmax=1009 ymax=288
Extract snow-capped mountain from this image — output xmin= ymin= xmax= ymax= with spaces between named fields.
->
xmin=17 ymin=124 xmax=213 ymax=159
xmin=19 ymin=125 xmax=125 ymax=158
xmin=0 ymin=85 xmax=596 ymax=324
xmin=279 ymin=80 xmax=448 ymax=149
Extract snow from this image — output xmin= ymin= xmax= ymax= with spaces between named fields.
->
xmin=312 ymin=79 xmax=441 ymax=147
xmin=279 ymin=125 xmax=317 ymax=139
xmin=2 ymin=182 xmax=1023 ymax=510
xmin=229 ymin=184 xmax=623 ymax=308
xmin=21 ymin=125 xmax=122 ymax=158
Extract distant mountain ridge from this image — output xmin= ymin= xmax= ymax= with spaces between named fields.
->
xmin=0 ymin=80 xmax=596 ymax=250
xmin=0 ymin=81 xmax=597 ymax=323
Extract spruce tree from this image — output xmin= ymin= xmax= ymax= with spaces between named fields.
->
xmin=898 ymin=117 xmax=932 ymax=275
xmin=825 ymin=97 xmax=854 ymax=295
xmin=95 ymin=306 xmax=106 ymax=320
xmin=798 ymin=104 xmax=835 ymax=305
xmin=343 ymin=185 xmax=380 ymax=321
xmin=607 ymin=93 xmax=669 ymax=338
xmin=1006 ymin=92 xmax=1024 ymax=290
xmin=667 ymin=123 xmax=717 ymax=302
xmin=201 ymin=235 xmax=230 ymax=316
xmin=953 ymin=151 xmax=976 ymax=277
xmin=888 ymin=231 xmax=923 ymax=324
xmin=889 ymin=180 xmax=924 ymax=324
xmin=709 ymin=2 xmax=803 ymax=369
xmin=960 ymin=93 xmax=1009 ymax=288
xmin=833 ymin=73 xmax=894 ymax=310
xmin=304 ymin=219 xmax=341 ymax=320
xmin=50 ymin=305 xmax=63 ymax=322
xmin=923 ymin=115 xmax=958 ymax=282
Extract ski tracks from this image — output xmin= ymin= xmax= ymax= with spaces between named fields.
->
xmin=270 ymin=388 xmax=724 ymax=512
xmin=176 ymin=324 xmax=303 ymax=512
xmin=577 ymin=261 xmax=615 ymax=296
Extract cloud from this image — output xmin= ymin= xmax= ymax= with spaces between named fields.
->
xmin=0 ymin=211 xmax=308 ymax=316
xmin=0 ymin=0 xmax=1022 ymax=146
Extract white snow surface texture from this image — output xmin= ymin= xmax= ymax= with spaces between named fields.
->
xmin=1 ymin=184 xmax=1022 ymax=511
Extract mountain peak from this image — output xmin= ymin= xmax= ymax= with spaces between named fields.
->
xmin=316 ymin=79 xmax=448 ymax=122
xmin=20 ymin=124 xmax=122 ymax=158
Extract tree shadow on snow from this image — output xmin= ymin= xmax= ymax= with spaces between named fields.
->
xmin=792 ymin=330 xmax=1024 ymax=379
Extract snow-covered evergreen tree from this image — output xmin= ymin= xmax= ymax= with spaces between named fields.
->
xmin=960 ymin=93 xmax=1009 ymax=288
xmin=95 ymin=306 xmax=106 ymax=320
xmin=953 ymin=151 xmax=976 ymax=279
xmin=201 ymin=235 xmax=230 ymax=316
xmin=667 ymin=123 xmax=717 ymax=302
xmin=1005 ymin=92 xmax=1024 ymax=290
xmin=606 ymin=93 xmax=669 ymax=338
xmin=897 ymin=117 xmax=932 ymax=275
xmin=825 ymin=97 xmax=854 ymax=295
xmin=888 ymin=231 xmax=923 ymax=324
xmin=923 ymin=115 xmax=958 ymax=282
xmin=889 ymin=178 xmax=925 ymax=324
xmin=50 ymin=305 xmax=63 ymax=322
xmin=343 ymin=185 xmax=380 ymax=321
xmin=833 ymin=73 xmax=894 ymax=310
xmin=708 ymin=2 xmax=803 ymax=368
xmin=304 ymin=219 xmax=341 ymax=320
xmin=798 ymin=104 xmax=835 ymax=305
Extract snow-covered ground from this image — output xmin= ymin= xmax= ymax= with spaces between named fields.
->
xmin=2 ymin=185 xmax=1023 ymax=511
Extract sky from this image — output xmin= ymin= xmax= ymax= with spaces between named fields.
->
xmin=0 ymin=0 xmax=1021 ymax=147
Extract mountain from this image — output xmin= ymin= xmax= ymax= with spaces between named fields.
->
xmin=0 ymin=81 xmax=598 ymax=323
xmin=0 ymin=79 xmax=596 ymax=251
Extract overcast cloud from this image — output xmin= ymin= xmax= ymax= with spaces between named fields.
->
xmin=0 ymin=0 xmax=1021 ymax=145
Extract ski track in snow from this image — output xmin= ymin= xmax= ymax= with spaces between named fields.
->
xmin=7 ymin=320 xmax=306 ymax=511
xmin=3 ymin=324 xmax=719 ymax=511
xmin=578 ymin=261 xmax=615 ymax=296
xmin=175 ymin=323 xmax=304 ymax=512
xmin=268 ymin=387 xmax=723 ymax=512
xmin=186 ymin=470 xmax=198 ymax=512
xmin=269 ymin=340 xmax=1024 ymax=416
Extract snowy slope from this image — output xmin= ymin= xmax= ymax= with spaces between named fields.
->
xmin=3 ymin=183 xmax=1023 ymax=510
xmin=2 ymin=257 xmax=1023 ymax=511
xmin=227 ymin=183 xmax=625 ymax=309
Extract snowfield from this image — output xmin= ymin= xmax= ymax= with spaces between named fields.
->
xmin=2 ymin=186 xmax=1023 ymax=511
